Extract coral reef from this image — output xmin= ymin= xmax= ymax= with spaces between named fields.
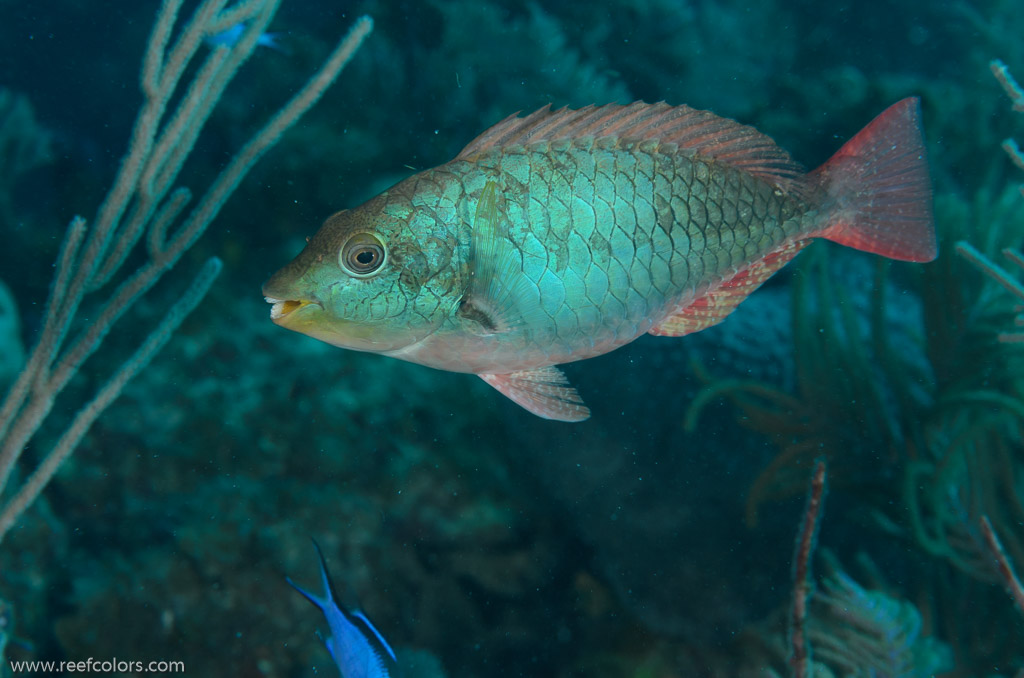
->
xmin=25 ymin=294 xmax=576 ymax=676
xmin=1 ymin=0 xmax=1024 ymax=676
xmin=806 ymin=565 xmax=952 ymax=677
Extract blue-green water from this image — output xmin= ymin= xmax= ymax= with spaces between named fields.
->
xmin=0 ymin=1 xmax=1022 ymax=676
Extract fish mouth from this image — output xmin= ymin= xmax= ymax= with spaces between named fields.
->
xmin=266 ymin=297 xmax=319 ymax=321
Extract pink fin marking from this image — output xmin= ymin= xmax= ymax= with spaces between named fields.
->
xmin=810 ymin=97 xmax=936 ymax=262
xmin=650 ymin=240 xmax=811 ymax=337
xmin=456 ymin=102 xmax=806 ymax=192
xmin=479 ymin=367 xmax=590 ymax=422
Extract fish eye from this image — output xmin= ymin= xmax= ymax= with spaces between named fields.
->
xmin=339 ymin=233 xmax=386 ymax=277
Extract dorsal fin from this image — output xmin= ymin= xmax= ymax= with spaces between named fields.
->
xmin=456 ymin=101 xmax=805 ymax=191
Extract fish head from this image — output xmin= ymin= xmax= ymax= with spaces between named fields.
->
xmin=263 ymin=194 xmax=461 ymax=354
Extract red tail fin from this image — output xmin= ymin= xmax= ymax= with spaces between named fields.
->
xmin=811 ymin=98 xmax=936 ymax=262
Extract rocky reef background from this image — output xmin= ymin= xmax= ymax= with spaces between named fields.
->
xmin=1 ymin=0 xmax=1023 ymax=676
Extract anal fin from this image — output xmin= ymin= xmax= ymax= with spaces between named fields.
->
xmin=480 ymin=366 xmax=590 ymax=422
xmin=650 ymin=239 xmax=810 ymax=337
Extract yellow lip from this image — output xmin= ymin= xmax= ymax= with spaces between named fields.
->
xmin=266 ymin=297 xmax=316 ymax=321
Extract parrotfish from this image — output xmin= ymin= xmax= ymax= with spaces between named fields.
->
xmin=264 ymin=98 xmax=935 ymax=421
xmin=289 ymin=542 xmax=397 ymax=678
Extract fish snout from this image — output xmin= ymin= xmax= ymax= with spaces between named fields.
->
xmin=265 ymin=297 xmax=319 ymax=321
xmin=262 ymin=271 xmax=320 ymax=323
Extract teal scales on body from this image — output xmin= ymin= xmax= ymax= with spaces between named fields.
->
xmin=264 ymin=100 xmax=935 ymax=422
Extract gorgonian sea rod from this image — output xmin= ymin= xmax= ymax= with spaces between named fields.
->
xmin=264 ymin=99 xmax=935 ymax=421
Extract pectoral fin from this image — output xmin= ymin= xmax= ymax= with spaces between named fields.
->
xmin=480 ymin=367 xmax=590 ymax=422
xmin=457 ymin=180 xmax=540 ymax=335
xmin=650 ymin=239 xmax=810 ymax=336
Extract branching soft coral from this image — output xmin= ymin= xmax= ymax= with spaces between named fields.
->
xmin=807 ymin=565 xmax=952 ymax=677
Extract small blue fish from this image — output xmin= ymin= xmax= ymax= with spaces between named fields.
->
xmin=289 ymin=541 xmax=397 ymax=678
xmin=205 ymin=23 xmax=284 ymax=51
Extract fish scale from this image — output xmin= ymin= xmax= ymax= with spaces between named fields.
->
xmin=471 ymin=140 xmax=804 ymax=352
xmin=264 ymin=99 xmax=936 ymax=421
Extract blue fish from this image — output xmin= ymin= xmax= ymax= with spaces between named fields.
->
xmin=205 ymin=23 xmax=284 ymax=51
xmin=289 ymin=541 xmax=397 ymax=678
